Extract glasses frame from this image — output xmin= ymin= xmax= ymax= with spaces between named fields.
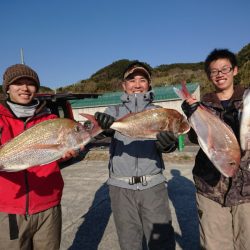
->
xmin=209 ymin=66 xmax=233 ymax=77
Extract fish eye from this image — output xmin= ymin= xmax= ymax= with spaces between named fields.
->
xmin=83 ymin=120 xmax=93 ymax=130
xmin=74 ymin=124 xmax=81 ymax=132
xmin=229 ymin=161 xmax=236 ymax=167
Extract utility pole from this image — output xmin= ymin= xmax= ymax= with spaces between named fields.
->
xmin=20 ymin=48 xmax=25 ymax=64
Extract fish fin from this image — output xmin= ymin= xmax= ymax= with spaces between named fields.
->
xmin=173 ymin=81 xmax=191 ymax=100
xmin=173 ymin=86 xmax=185 ymax=100
xmin=116 ymin=108 xmax=163 ymax=122
xmin=140 ymin=129 xmax=162 ymax=137
xmin=180 ymin=81 xmax=192 ymax=99
xmin=115 ymin=113 xmax=135 ymax=121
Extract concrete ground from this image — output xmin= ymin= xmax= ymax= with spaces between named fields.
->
xmin=60 ymin=146 xmax=200 ymax=250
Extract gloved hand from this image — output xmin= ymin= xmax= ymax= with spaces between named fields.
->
xmin=155 ymin=131 xmax=178 ymax=153
xmin=181 ymin=101 xmax=200 ymax=118
xmin=94 ymin=112 xmax=115 ymax=129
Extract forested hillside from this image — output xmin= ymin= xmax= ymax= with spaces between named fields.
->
xmin=59 ymin=43 xmax=250 ymax=95
xmin=1 ymin=43 xmax=249 ymax=95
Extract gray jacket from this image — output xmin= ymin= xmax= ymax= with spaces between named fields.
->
xmin=105 ymin=91 xmax=166 ymax=190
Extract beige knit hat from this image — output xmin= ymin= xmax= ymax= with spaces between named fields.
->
xmin=2 ymin=64 xmax=40 ymax=94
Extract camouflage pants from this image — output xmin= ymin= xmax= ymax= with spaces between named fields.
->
xmin=197 ymin=193 xmax=250 ymax=250
xmin=0 ymin=205 xmax=62 ymax=250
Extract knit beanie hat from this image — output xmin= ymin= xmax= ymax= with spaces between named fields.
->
xmin=2 ymin=64 xmax=40 ymax=94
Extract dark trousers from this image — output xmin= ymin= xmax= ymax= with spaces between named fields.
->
xmin=109 ymin=183 xmax=176 ymax=250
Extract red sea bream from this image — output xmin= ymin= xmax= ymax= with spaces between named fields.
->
xmin=173 ymin=82 xmax=241 ymax=177
xmin=0 ymin=117 xmax=102 ymax=172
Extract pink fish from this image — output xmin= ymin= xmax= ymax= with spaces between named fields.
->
xmin=173 ymin=82 xmax=241 ymax=177
xmin=240 ymin=89 xmax=250 ymax=151
xmin=0 ymin=116 xmax=102 ymax=172
xmin=82 ymin=108 xmax=190 ymax=139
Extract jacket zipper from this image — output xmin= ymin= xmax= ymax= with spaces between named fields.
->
xmin=23 ymin=120 xmax=30 ymax=218
xmin=223 ymin=178 xmax=232 ymax=206
xmin=24 ymin=170 xmax=30 ymax=219
xmin=134 ymin=94 xmax=140 ymax=190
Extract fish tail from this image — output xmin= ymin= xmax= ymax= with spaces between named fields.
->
xmin=173 ymin=81 xmax=192 ymax=100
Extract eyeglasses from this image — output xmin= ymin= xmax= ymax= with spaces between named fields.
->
xmin=210 ymin=66 xmax=233 ymax=77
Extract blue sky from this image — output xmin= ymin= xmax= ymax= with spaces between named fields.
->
xmin=1 ymin=0 xmax=250 ymax=89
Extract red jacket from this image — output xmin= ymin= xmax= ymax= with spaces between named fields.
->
xmin=0 ymin=102 xmax=64 ymax=215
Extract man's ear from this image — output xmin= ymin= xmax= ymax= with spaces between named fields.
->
xmin=122 ymin=81 xmax=126 ymax=92
xmin=233 ymin=66 xmax=238 ymax=76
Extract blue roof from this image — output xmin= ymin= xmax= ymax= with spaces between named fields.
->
xmin=70 ymin=83 xmax=199 ymax=108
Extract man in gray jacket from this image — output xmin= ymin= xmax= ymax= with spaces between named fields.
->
xmin=95 ymin=61 xmax=176 ymax=250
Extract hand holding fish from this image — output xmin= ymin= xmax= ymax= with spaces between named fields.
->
xmin=155 ymin=131 xmax=178 ymax=153
xmin=61 ymin=146 xmax=85 ymax=161
xmin=182 ymin=100 xmax=200 ymax=119
xmin=94 ymin=112 xmax=115 ymax=129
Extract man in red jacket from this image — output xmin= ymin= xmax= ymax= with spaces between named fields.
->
xmin=0 ymin=64 xmax=79 ymax=249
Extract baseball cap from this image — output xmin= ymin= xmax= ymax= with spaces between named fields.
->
xmin=123 ymin=62 xmax=151 ymax=82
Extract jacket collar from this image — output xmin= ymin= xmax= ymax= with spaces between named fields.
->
xmin=202 ymin=85 xmax=245 ymax=109
xmin=0 ymin=99 xmax=50 ymax=119
xmin=120 ymin=90 xmax=154 ymax=112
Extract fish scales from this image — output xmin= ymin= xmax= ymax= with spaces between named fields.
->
xmin=109 ymin=108 xmax=190 ymax=138
xmin=192 ymin=108 xmax=237 ymax=148
xmin=192 ymin=109 xmax=240 ymax=156
xmin=0 ymin=119 xmax=72 ymax=157
xmin=0 ymin=118 xmax=102 ymax=172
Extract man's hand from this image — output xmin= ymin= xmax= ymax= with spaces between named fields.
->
xmin=61 ymin=147 xmax=84 ymax=161
xmin=155 ymin=131 xmax=178 ymax=153
xmin=181 ymin=100 xmax=200 ymax=118
xmin=94 ymin=112 xmax=115 ymax=129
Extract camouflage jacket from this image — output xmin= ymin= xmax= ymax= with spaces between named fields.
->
xmin=188 ymin=85 xmax=250 ymax=206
